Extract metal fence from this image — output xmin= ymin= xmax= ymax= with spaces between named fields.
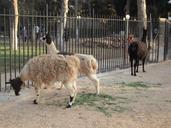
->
xmin=0 ymin=12 xmax=168 ymax=91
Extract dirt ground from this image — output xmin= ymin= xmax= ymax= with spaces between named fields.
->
xmin=0 ymin=60 xmax=171 ymax=128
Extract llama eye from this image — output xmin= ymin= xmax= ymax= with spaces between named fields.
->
xmin=43 ymin=37 xmax=46 ymax=40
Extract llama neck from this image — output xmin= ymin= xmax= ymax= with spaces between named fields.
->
xmin=47 ymin=41 xmax=59 ymax=54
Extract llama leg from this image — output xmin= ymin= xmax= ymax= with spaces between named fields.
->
xmin=136 ymin=61 xmax=139 ymax=72
xmin=64 ymin=82 xmax=77 ymax=108
xmin=57 ymin=82 xmax=64 ymax=90
xmin=72 ymin=81 xmax=77 ymax=103
xmin=87 ymin=74 xmax=100 ymax=95
xmin=142 ymin=58 xmax=146 ymax=72
xmin=130 ymin=58 xmax=133 ymax=75
xmin=134 ymin=59 xmax=138 ymax=76
xmin=33 ymin=85 xmax=41 ymax=104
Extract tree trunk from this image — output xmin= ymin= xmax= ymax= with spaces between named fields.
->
xmin=11 ymin=0 xmax=19 ymax=50
xmin=63 ymin=0 xmax=69 ymax=28
xmin=137 ymin=0 xmax=147 ymax=43
xmin=125 ymin=0 xmax=130 ymax=14
xmin=60 ymin=0 xmax=69 ymax=51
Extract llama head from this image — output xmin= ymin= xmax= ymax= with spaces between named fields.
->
xmin=40 ymin=33 xmax=52 ymax=45
xmin=7 ymin=77 xmax=23 ymax=96
xmin=128 ymin=34 xmax=134 ymax=43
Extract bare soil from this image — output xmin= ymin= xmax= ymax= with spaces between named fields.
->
xmin=0 ymin=60 xmax=171 ymax=128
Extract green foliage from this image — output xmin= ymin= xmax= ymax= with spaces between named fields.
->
xmin=0 ymin=0 xmax=169 ymax=18
xmin=90 ymin=0 xmax=116 ymax=16
xmin=113 ymin=0 xmax=126 ymax=16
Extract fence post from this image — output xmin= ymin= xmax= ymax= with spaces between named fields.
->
xmin=0 ymin=73 xmax=1 ymax=91
xmin=46 ymin=4 xmax=48 ymax=32
xmin=149 ymin=14 xmax=153 ymax=62
xmin=124 ymin=14 xmax=130 ymax=66
xmin=164 ymin=20 xmax=168 ymax=61
xmin=91 ymin=8 xmax=95 ymax=55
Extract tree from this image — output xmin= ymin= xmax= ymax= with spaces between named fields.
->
xmin=91 ymin=0 xmax=116 ymax=16
xmin=60 ymin=0 xmax=69 ymax=50
xmin=11 ymin=0 xmax=19 ymax=50
xmin=125 ymin=0 xmax=130 ymax=14
xmin=137 ymin=0 xmax=147 ymax=42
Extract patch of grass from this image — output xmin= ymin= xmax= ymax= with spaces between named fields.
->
xmin=96 ymin=106 xmax=111 ymax=116
xmin=0 ymin=44 xmax=45 ymax=72
xmin=74 ymin=93 xmax=128 ymax=117
xmin=122 ymin=81 xmax=148 ymax=88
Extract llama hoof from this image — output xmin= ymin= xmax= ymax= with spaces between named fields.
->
xmin=96 ymin=93 xmax=99 ymax=95
xmin=66 ymin=104 xmax=72 ymax=108
xmin=33 ymin=100 xmax=38 ymax=104
xmin=143 ymin=71 xmax=146 ymax=72
xmin=131 ymin=73 xmax=133 ymax=76
xmin=57 ymin=88 xmax=62 ymax=90
xmin=15 ymin=91 xmax=20 ymax=96
xmin=134 ymin=74 xmax=136 ymax=76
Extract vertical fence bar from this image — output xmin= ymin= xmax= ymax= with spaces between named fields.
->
xmin=31 ymin=11 xmax=34 ymax=58
xmin=43 ymin=10 xmax=46 ymax=54
xmin=71 ymin=16 xmax=73 ymax=53
xmin=101 ymin=15 xmax=104 ymax=71
xmin=111 ymin=17 xmax=114 ymax=70
xmin=102 ymin=16 xmax=105 ymax=71
xmin=18 ymin=14 xmax=21 ymax=73
xmin=164 ymin=20 xmax=168 ymax=61
xmin=109 ymin=16 xmax=112 ymax=70
xmin=119 ymin=17 xmax=122 ymax=68
xmin=38 ymin=11 xmax=41 ymax=55
xmin=35 ymin=12 xmax=38 ymax=56
xmin=46 ymin=4 xmax=49 ymax=33
xmin=99 ymin=16 xmax=102 ymax=71
xmin=150 ymin=15 xmax=153 ymax=62
xmin=68 ymin=16 xmax=70 ymax=52
xmin=157 ymin=21 xmax=160 ymax=62
xmin=0 ymin=73 xmax=1 ymax=91
xmin=23 ymin=14 xmax=26 ymax=67
xmin=3 ymin=10 xmax=7 ymax=90
xmin=81 ymin=16 xmax=83 ymax=54
xmin=77 ymin=16 xmax=80 ymax=53
xmin=95 ymin=15 xmax=98 ymax=62
xmin=66 ymin=16 xmax=68 ymax=51
xmin=106 ymin=17 xmax=109 ymax=71
xmin=86 ymin=16 xmax=89 ymax=54
xmin=9 ymin=12 xmax=12 ymax=85
xmin=27 ymin=12 xmax=30 ymax=61
xmin=13 ymin=15 xmax=16 ymax=79
xmin=111 ymin=16 xmax=114 ymax=70
xmin=75 ymin=16 xmax=77 ymax=53
xmin=117 ymin=17 xmax=119 ymax=69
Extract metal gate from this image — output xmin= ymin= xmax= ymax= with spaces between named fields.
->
xmin=0 ymin=12 xmax=167 ymax=91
